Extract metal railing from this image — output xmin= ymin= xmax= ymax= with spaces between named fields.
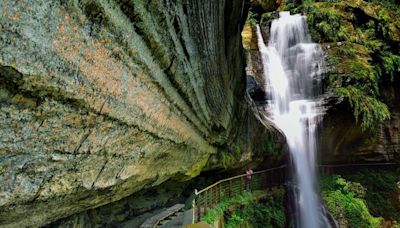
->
xmin=319 ymin=162 xmax=399 ymax=175
xmin=192 ymin=165 xmax=287 ymax=223
xmin=191 ymin=162 xmax=399 ymax=223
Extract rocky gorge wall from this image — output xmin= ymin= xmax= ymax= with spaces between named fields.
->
xmin=0 ymin=0 xmax=284 ymax=227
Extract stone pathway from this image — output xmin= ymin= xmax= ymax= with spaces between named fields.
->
xmin=139 ymin=204 xmax=185 ymax=228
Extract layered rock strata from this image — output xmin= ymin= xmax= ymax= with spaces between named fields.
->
xmin=0 ymin=0 xmax=283 ymax=226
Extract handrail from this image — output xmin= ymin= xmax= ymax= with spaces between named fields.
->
xmin=196 ymin=165 xmax=287 ymax=195
xmin=192 ymin=162 xmax=399 ymax=223
xmin=192 ymin=165 xmax=288 ymax=223
xmin=319 ymin=162 xmax=397 ymax=167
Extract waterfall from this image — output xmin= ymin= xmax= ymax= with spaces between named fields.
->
xmin=256 ymin=12 xmax=329 ymax=228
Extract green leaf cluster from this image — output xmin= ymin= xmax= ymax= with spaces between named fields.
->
xmin=336 ymin=86 xmax=390 ymax=131
xmin=346 ymin=170 xmax=400 ymax=220
xmin=225 ymin=188 xmax=286 ymax=228
xmin=247 ymin=11 xmax=258 ymax=27
xmin=201 ymin=192 xmax=255 ymax=225
xmin=321 ymin=175 xmax=383 ymax=227
xmin=376 ymin=51 xmax=400 ymax=81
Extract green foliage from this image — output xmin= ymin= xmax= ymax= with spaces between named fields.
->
xmin=348 ymin=61 xmax=375 ymax=81
xmin=368 ymin=0 xmax=400 ymax=15
xmin=336 ymin=86 xmax=390 ymax=131
xmin=261 ymin=12 xmax=278 ymax=29
xmin=346 ymin=170 xmax=400 ymax=220
xmin=280 ymin=2 xmax=297 ymax=12
xmin=247 ymin=11 xmax=258 ymax=27
xmin=225 ymin=188 xmax=286 ymax=228
xmin=377 ymin=51 xmax=400 ymax=81
xmin=201 ymin=192 xmax=254 ymax=224
xmin=336 ymin=44 xmax=357 ymax=57
xmin=306 ymin=6 xmax=345 ymax=42
xmin=326 ymin=55 xmax=341 ymax=65
xmin=321 ymin=175 xmax=383 ymax=227
xmin=225 ymin=211 xmax=245 ymax=228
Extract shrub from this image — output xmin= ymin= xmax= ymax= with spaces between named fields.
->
xmin=225 ymin=188 xmax=286 ymax=228
xmin=321 ymin=175 xmax=383 ymax=227
xmin=347 ymin=170 xmax=400 ymax=220
xmin=201 ymin=192 xmax=254 ymax=224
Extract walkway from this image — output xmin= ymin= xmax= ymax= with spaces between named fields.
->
xmin=140 ymin=162 xmax=398 ymax=227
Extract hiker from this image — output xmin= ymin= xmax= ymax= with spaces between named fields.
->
xmin=245 ymin=168 xmax=253 ymax=191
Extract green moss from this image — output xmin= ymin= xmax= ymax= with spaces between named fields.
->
xmin=220 ymin=152 xmax=238 ymax=169
xmin=305 ymin=5 xmax=347 ymax=42
xmin=321 ymin=175 xmax=383 ymax=228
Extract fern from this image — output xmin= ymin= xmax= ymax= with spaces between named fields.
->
xmin=336 ymin=86 xmax=390 ymax=131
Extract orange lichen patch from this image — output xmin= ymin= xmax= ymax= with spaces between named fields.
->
xmin=9 ymin=11 xmax=20 ymax=21
xmin=53 ymin=15 xmax=122 ymax=98
xmin=2 ymin=0 xmax=20 ymax=21
xmin=2 ymin=0 xmax=9 ymax=17
xmin=24 ymin=2 xmax=30 ymax=11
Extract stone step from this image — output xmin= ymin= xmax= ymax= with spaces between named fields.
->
xmin=140 ymin=204 xmax=185 ymax=228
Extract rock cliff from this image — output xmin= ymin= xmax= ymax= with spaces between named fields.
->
xmin=0 ymin=0 xmax=283 ymax=226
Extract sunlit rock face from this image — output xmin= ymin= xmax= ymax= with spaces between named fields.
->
xmin=0 ymin=0 xmax=283 ymax=226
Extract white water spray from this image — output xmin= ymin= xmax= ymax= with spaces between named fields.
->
xmin=257 ymin=12 xmax=329 ymax=228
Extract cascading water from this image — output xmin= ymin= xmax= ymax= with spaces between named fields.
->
xmin=256 ymin=12 xmax=329 ymax=228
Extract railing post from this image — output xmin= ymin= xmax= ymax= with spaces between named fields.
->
xmin=229 ymin=179 xmax=232 ymax=197
xmin=205 ymin=190 xmax=209 ymax=214
xmin=218 ymin=184 xmax=222 ymax=203
xmin=192 ymin=189 xmax=197 ymax=224
xmin=213 ymin=186 xmax=217 ymax=206
xmin=240 ymin=176 xmax=243 ymax=193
